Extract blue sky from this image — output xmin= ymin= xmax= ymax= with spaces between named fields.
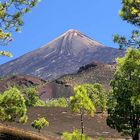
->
xmin=0 ymin=0 xmax=135 ymax=64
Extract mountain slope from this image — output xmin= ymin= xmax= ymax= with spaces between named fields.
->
xmin=45 ymin=62 xmax=115 ymax=99
xmin=0 ymin=75 xmax=46 ymax=92
xmin=0 ymin=62 xmax=115 ymax=100
xmin=56 ymin=62 xmax=115 ymax=89
xmin=0 ymin=29 xmax=124 ymax=81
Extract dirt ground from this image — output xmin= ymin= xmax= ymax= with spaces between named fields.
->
xmin=1 ymin=107 xmax=130 ymax=140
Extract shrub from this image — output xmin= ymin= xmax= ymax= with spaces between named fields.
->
xmin=31 ymin=117 xmax=49 ymax=132
xmin=97 ymin=137 xmax=105 ymax=140
xmin=22 ymin=87 xmax=45 ymax=107
xmin=61 ymin=129 xmax=91 ymax=140
xmin=46 ymin=97 xmax=68 ymax=107
xmin=81 ymin=83 xmax=107 ymax=112
xmin=19 ymin=115 xmax=28 ymax=123
xmin=0 ymin=87 xmax=27 ymax=122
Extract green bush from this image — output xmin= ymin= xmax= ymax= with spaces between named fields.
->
xmin=22 ymin=87 xmax=45 ymax=107
xmin=97 ymin=137 xmax=105 ymax=140
xmin=81 ymin=83 xmax=107 ymax=112
xmin=19 ymin=115 xmax=28 ymax=123
xmin=61 ymin=129 xmax=91 ymax=140
xmin=46 ymin=97 xmax=68 ymax=107
xmin=31 ymin=117 xmax=49 ymax=132
xmin=0 ymin=87 xmax=27 ymax=122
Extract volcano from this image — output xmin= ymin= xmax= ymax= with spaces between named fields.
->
xmin=0 ymin=29 xmax=125 ymax=81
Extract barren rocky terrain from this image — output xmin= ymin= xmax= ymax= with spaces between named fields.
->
xmin=1 ymin=107 xmax=129 ymax=140
xmin=0 ymin=62 xmax=115 ymax=100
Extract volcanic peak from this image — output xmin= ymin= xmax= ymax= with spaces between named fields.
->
xmin=54 ymin=29 xmax=105 ymax=49
xmin=59 ymin=29 xmax=84 ymax=40
xmin=64 ymin=29 xmax=81 ymax=35
xmin=0 ymin=29 xmax=125 ymax=81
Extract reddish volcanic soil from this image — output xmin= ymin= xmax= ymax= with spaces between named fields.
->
xmin=1 ymin=107 xmax=129 ymax=140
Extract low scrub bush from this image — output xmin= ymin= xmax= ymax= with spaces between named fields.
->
xmin=97 ymin=137 xmax=105 ymax=140
xmin=0 ymin=87 xmax=28 ymax=123
xmin=46 ymin=97 xmax=68 ymax=107
xmin=22 ymin=87 xmax=45 ymax=107
xmin=31 ymin=117 xmax=49 ymax=132
xmin=61 ymin=129 xmax=91 ymax=140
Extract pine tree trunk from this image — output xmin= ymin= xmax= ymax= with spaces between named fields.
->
xmin=80 ymin=109 xmax=84 ymax=140
xmin=131 ymin=115 xmax=139 ymax=140
xmin=81 ymin=113 xmax=84 ymax=134
xmin=132 ymin=133 xmax=139 ymax=140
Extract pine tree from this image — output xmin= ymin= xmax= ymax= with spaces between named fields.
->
xmin=107 ymin=49 xmax=140 ymax=140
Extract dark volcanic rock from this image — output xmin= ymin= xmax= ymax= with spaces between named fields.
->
xmin=0 ymin=75 xmax=46 ymax=92
xmin=0 ymin=74 xmax=72 ymax=100
xmin=0 ymin=29 xmax=125 ymax=81
xmin=77 ymin=62 xmax=98 ymax=73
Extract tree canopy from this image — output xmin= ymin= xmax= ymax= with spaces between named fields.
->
xmin=0 ymin=0 xmax=40 ymax=57
xmin=81 ymin=83 xmax=107 ymax=112
xmin=70 ymin=85 xmax=95 ymax=116
xmin=113 ymin=30 xmax=140 ymax=49
xmin=113 ymin=0 xmax=140 ymax=50
xmin=107 ymin=48 xmax=140 ymax=140
xmin=70 ymin=85 xmax=96 ymax=135
xmin=119 ymin=0 xmax=140 ymax=26
xmin=0 ymin=87 xmax=28 ymax=123
xmin=22 ymin=87 xmax=45 ymax=107
xmin=0 ymin=0 xmax=39 ymax=32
